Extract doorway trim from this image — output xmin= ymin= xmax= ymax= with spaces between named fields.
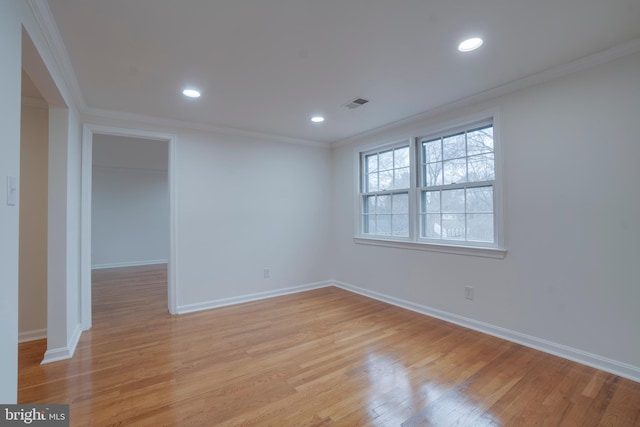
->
xmin=80 ymin=124 xmax=178 ymax=330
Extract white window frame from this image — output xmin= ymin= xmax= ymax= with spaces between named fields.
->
xmin=354 ymin=112 xmax=506 ymax=259
xmin=358 ymin=140 xmax=415 ymax=241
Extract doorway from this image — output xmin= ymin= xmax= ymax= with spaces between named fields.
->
xmin=18 ymin=71 xmax=49 ymax=344
xmin=20 ymin=26 xmax=76 ymax=364
xmin=80 ymin=126 xmax=177 ymax=330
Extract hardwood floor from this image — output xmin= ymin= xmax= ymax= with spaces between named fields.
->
xmin=19 ymin=265 xmax=640 ymax=426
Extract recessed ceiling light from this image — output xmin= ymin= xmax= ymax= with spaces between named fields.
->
xmin=182 ymin=89 xmax=201 ymax=98
xmin=458 ymin=37 xmax=483 ymax=52
xmin=311 ymin=116 xmax=325 ymax=123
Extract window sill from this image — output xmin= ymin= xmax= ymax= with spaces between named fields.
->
xmin=353 ymin=236 xmax=507 ymax=259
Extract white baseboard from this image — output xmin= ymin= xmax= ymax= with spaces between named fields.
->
xmin=19 ymin=328 xmax=47 ymax=343
xmin=176 ymin=280 xmax=332 ymax=314
xmin=91 ymin=259 xmax=168 ymax=270
xmin=41 ymin=346 xmax=72 ymax=365
xmin=332 ymin=280 xmax=640 ymax=383
xmin=44 ymin=275 xmax=638 ymax=382
xmin=41 ymin=324 xmax=83 ymax=365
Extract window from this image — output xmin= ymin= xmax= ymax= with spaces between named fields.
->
xmin=356 ymin=118 xmax=504 ymax=257
xmin=419 ymin=124 xmax=495 ymax=243
xmin=361 ymin=144 xmax=411 ymax=237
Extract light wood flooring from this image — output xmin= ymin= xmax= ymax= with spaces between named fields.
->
xmin=18 ymin=265 xmax=640 ymax=426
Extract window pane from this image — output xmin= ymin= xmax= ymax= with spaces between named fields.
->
xmin=424 ymin=139 xmax=442 ymax=163
xmin=426 ymin=162 xmax=443 ymax=186
xmin=442 ymin=133 xmax=466 ymax=160
xmin=394 ymin=146 xmax=410 ymax=168
xmin=377 ymin=195 xmax=391 ymax=214
xmin=467 ymin=126 xmax=494 ymax=156
xmin=363 ymin=214 xmax=375 ymax=234
xmin=379 ymin=170 xmax=393 ymax=191
xmin=468 ymin=153 xmax=494 ymax=182
xmin=366 ymin=154 xmax=378 ymax=173
xmin=392 ymin=193 xmax=409 ymax=214
xmin=467 ymin=213 xmax=494 ymax=242
xmin=365 ymin=195 xmax=376 ymax=214
xmin=367 ymin=172 xmax=378 ymax=192
xmin=423 ymin=190 xmax=440 ymax=213
xmin=379 ymin=150 xmax=394 ymax=171
xmin=442 ymin=189 xmax=465 ymax=213
xmin=442 ymin=214 xmax=465 ymax=240
xmin=443 ymin=158 xmax=467 ymax=184
xmin=394 ymin=167 xmax=410 ymax=189
xmin=392 ymin=214 xmax=409 ymax=237
xmin=466 ymin=187 xmax=493 ymax=213
xmin=424 ymin=214 xmax=441 ymax=238
xmin=376 ymin=214 xmax=391 ymax=235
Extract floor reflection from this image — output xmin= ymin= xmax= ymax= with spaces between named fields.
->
xmin=363 ymin=350 xmax=501 ymax=426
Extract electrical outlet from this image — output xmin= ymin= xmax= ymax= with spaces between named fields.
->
xmin=464 ymin=286 xmax=474 ymax=300
xmin=263 ymin=268 xmax=270 ymax=279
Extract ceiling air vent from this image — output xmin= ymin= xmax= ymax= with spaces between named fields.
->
xmin=344 ymin=97 xmax=370 ymax=109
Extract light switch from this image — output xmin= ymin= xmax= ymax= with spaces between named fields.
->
xmin=7 ymin=176 xmax=17 ymax=206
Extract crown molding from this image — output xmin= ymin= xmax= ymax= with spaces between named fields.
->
xmin=26 ymin=0 xmax=328 ymax=149
xmin=30 ymin=0 xmax=640 ymax=150
xmin=333 ymin=37 xmax=640 ymax=148
xmin=25 ymin=0 xmax=86 ymax=111
xmin=81 ymin=107 xmax=330 ymax=149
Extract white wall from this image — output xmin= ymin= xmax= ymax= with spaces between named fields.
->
xmin=81 ymin=115 xmax=333 ymax=312
xmin=92 ymin=135 xmax=168 ymax=268
xmin=21 ymin=1 xmax=84 ymax=364
xmin=40 ymin=106 xmax=82 ymax=362
xmin=64 ymin=108 xmax=82 ymax=357
xmin=175 ymin=130 xmax=332 ymax=308
xmin=19 ymin=102 xmax=48 ymax=340
xmin=331 ymin=52 xmax=640 ymax=377
xmin=0 ymin=0 xmax=22 ymax=404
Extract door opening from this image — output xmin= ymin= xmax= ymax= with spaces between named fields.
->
xmin=81 ymin=126 xmax=177 ymax=329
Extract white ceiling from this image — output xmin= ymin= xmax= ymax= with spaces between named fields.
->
xmin=47 ymin=0 xmax=640 ymax=144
